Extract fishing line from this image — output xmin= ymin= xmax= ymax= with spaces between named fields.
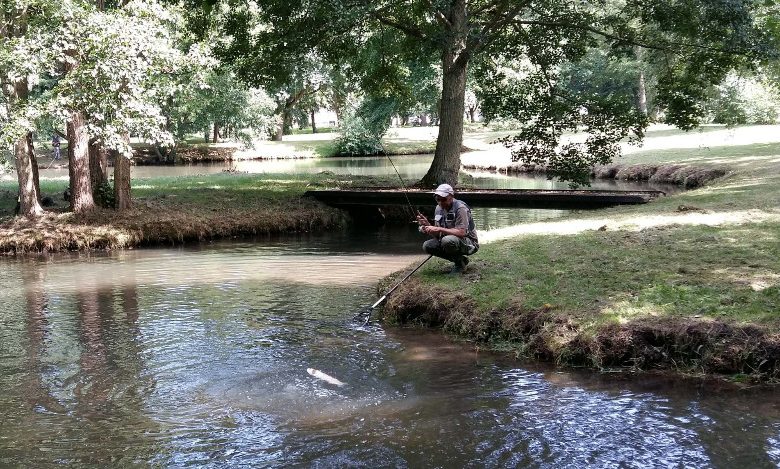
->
xmin=384 ymin=154 xmax=418 ymax=220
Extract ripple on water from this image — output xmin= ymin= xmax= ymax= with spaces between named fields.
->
xmin=2 ymin=239 xmax=780 ymax=467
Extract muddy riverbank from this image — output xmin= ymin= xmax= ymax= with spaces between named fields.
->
xmin=381 ymin=278 xmax=780 ymax=382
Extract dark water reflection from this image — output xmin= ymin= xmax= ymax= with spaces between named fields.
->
xmin=2 ymin=234 xmax=778 ymax=467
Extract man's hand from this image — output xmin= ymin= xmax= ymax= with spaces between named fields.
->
xmin=416 ymin=212 xmax=430 ymax=226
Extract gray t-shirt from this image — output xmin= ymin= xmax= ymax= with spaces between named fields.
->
xmin=434 ymin=199 xmax=479 ymax=245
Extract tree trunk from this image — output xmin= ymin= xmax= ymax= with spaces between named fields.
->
xmin=212 ymin=122 xmax=219 ymax=143
xmin=114 ymin=135 xmax=132 ymax=210
xmin=27 ymin=132 xmax=41 ymax=203
xmin=637 ymin=70 xmax=648 ymax=116
xmin=14 ymin=132 xmax=43 ymax=217
xmin=419 ymin=0 xmax=468 ymax=187
xmin=204 ymin=128 xmax=210 ymax=143
xmin=310 ymin=109 xmax=317 ymax=133
xmin=273 ymin=109 xmax=288 ymax=141
xmin=89 ymin=141 xmax=108 ymax=190
xmin=12 ymin=80 xmax=43 ymax=217
xmin=67 ymin=111 xmax=94 ymax=213
xmin=468 ymin=107 xmax=476 ymax=123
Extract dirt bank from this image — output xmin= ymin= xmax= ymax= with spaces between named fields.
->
xmin=382 ymin=279 xmax=780 ymax=382
xmin=0 ymin=197 xmax=347 ymax=254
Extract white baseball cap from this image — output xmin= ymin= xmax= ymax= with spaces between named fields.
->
xmin=433 ymin=183 xmax=454 ymax=197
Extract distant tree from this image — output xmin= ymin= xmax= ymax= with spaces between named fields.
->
xmin=0 ymin=0 xmax=49 ymax=217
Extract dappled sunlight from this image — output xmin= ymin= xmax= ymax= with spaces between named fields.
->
xmin=599 ymin=301 xmax=666 ymax=324
xmin=606 ymin=210 xmax=780 ymax=232
xmin=702 ymin=178 xmax=774 ymax=191
xmin=706 ymin=155 xmax=780 ymax=166
xmin=481 ymin=209 xmax=780 ymax=244
xmin=711 ymin=268 xmax=780 ymax=292
xmin=623 ymin=125 xmax=780 ymax=154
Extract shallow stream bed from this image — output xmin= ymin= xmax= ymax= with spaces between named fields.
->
xmin=1 ymin=232 xmax=779 ymax=467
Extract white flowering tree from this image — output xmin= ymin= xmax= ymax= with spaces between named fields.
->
xmin=50 ymin=0 xmax=181 ymax=211
xmin=2 ymin=0 xmax=187 ymax=215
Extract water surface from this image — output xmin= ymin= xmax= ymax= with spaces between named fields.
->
xmin=1 ymin=233 xmax=778 ymax=467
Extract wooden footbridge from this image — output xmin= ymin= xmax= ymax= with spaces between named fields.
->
xmin=304 ymin=188 xmax=664 ymax=210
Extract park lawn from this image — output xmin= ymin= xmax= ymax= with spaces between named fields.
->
xmin=0 ymin=172 xmax=394 ymax=253
xmin=384 ymin=140 xmax=780 ymax=381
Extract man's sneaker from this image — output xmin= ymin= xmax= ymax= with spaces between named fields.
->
xmin=450 ymin=256 xmax=469 ymax=274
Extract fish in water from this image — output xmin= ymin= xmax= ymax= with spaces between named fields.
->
xmin=306 ymin=368 xmax=346 ymax=387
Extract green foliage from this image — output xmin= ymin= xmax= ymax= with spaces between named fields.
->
xmin=334 ymin=96 xmax=396 ymax=156
xmin=0 ymin=155 xmax=12 ymax=174
xmin=167 ymin=70 xmax=276 ymax=146
xmin=705 ymin=73 xmax=780 ymax=126
xmin=334 ymin=112 xmax=384 ymax=156
xmin=197 ymin=0 xmax=776 ymax=184
xmin=478 ymin=52 xmax=648 ymax=186
xmin=93 ymin=181 xmax=115 ymax=209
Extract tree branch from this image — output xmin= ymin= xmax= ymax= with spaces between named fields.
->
xmin=370 ymin=12 xmax=429 ymax=41
xmin=421 ymin=0 xmax=451 ymax=29
xmin=456 ymin=0 xmax=531 ymax=70
xmin=513 ymin=19 xmax=753 ymax=56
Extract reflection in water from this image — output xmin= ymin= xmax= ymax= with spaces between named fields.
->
xmin=1 ymin=235 xmax=779 ymax=467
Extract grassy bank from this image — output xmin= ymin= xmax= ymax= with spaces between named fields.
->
xmin=383 ymin=140 xmax=780 ymax=382
xmin=0 ymin=173 xmax=394 ymax=254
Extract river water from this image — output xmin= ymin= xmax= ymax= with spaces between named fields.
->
xmin=3 ymin=156 xmax=778 ymax=467
xmin=2 ymin=230 xmax=780 ymax=467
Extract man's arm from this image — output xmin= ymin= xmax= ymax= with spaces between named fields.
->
xmin=421 ymin=205 xmax=468 ymax=237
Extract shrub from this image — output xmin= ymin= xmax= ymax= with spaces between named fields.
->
xmin=706 ymin=74 xmax=780 ymax=125
xmin=334 ymin=97 xmax=396 ymax=156
xmin=334 ymin=112 xmax=384 ymax=156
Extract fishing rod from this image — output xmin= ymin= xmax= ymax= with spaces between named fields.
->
xmin=384 ymin=153 xmax=420 ymax=220
xmin=355 ymin=254 xmax=434 ymax=325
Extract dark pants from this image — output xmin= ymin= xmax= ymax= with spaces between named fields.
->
xmin=423 ymin=235 xmax=476 ymax=265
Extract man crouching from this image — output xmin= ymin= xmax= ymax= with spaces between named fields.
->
xmin=416 ymin=184 xmax=479 ymax=274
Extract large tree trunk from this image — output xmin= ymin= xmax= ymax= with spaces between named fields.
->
xmin=12 ymin=81 xmax=43 ymax=217
xmin=14 ymin=133 xmax=44 ymax=217
xmin=89 ymin=141 xmax=108 ymax=189
xmin=67 ymin=111 xmax=94 ymax=213
xmin=419 ymin=0 xmax=468 ymax=188
xmin=273 ymin=108 xmax=290 ymax=141
xmin=212 ymin=123 xmax=219 ymax=143
xmin=310 ymin=109 xmax=317 ymax=134
xmin=114 ymin=135 xmax=132 ymax=210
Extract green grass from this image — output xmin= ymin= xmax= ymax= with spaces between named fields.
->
xmin=409 ymin=139 xmax=780 ymax=329
xmin=439 ymin=223 xmax=780 ymax=327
